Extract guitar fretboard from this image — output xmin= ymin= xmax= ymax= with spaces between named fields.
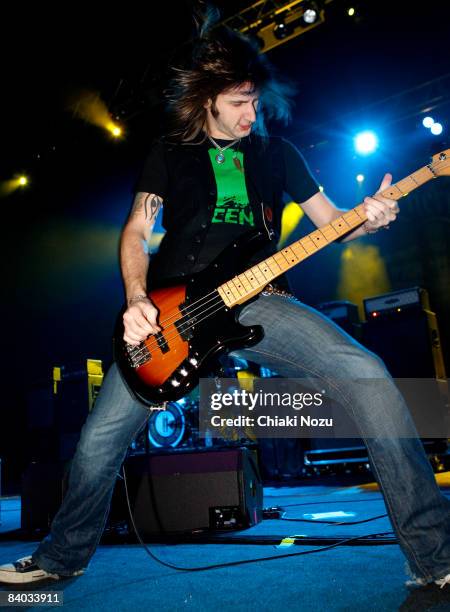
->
xmin=217 ymin=163 xmax=436 ymax=307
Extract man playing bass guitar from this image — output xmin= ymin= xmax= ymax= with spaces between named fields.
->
xmin=2 ymin=26 xmax=450 ymax=589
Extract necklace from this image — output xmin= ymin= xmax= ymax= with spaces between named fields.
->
xmin=207 ymin=135 xmax=240 ymax=164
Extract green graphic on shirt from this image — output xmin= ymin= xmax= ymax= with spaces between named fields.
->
xmin=208 ymin=148 xmax=254 ymax=227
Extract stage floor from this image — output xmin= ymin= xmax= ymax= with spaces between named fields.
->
xmin=1 ymin=474 xmax=450 ymax=611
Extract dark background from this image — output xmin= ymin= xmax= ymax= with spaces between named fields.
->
xmin=1 ymin=0 xmax=450 ymax=492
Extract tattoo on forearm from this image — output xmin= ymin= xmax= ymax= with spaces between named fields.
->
xmin=144 ymin=194 xmax=161 ymax=221
xmin=131 ymin=193 xmax=162 ymax=221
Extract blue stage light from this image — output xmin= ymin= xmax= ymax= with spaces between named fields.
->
xmin=430 ymin=122 xmax=443 ymax=135
xmin=422 ymin=116 xmax=434 ymax=128
xmin=354 ymin=131 xmax=378 ymax=155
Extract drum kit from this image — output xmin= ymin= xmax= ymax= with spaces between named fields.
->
xmin=130 ymin=394 xmax=199 ymax=452
xmin=129 ymin=356 xmax=269 ymax=453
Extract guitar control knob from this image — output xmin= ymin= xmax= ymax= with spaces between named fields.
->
xmin=189 ymin=358 xmax=198 ymax=366
xmin=171 ymin=379 xmax=181 ymax=387
xmin=180 ymin=368 xmax=188 ymax=376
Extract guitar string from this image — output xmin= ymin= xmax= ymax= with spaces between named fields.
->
xmin=153 ymin=288 xmax=221 ymax=329
xmin=130 ymin=292 xmax=226 ymax=359
xmin=128 ymin=287 xmax=236 ymax=358
xmin=141 ymin=300 xmax=229 ymax=365
xmin=129 ymin=268 xmax=280 ymax=357
xmin=128 ymin=156 xmax=449 ymax=360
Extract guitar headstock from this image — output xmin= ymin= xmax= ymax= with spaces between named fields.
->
xmin=430 ymin=149 xmax=450 ymax=176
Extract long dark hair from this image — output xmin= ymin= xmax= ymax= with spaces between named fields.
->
xmin=166 ymin=26 xmax=294 ymax=142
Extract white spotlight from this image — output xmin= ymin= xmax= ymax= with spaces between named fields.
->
xmin=354 ymin=131 xmax=378 ymax=155
xmin=302 ymin=8 xmax=318 ymax=24
xmin=430 ymin=122 xmax=443 ymax=135
xmin=422 ymin=116 xmax=434 ymax=128
xmin=356 ymin=174 xmax=365 ymax=183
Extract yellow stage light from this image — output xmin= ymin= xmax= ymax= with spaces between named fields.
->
xmin=106 ymin=121 xmax=123 ymax=138
xmin=348 ymin=7 xmax=355 ymax=16
xmin=0 ymin=175 xmax=30 ymax=196
xmin=338 ymin=244 xmax=390 ymax=319
xmin=69 ymin=90 xmax=125 ymax=139
xmin=278 ymin=201 xmax=304 ymax=247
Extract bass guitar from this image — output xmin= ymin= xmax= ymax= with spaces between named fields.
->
xmin=114 ymin=149 xmax=450 ymax=406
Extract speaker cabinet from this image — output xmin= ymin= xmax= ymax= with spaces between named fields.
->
xmin=124 ymin=447 xmax=262 ymax=536
xmin=362 ymin=287 xmax=446 ymax=379
xmin=363 ymin=308 xmax=446 ymax=379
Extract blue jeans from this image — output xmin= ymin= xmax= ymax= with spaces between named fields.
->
xmin=33 ymin=295 xmax=450 ymax=582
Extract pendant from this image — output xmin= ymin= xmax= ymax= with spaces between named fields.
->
xmin=215 ymin=152 xmax=225 ymax=164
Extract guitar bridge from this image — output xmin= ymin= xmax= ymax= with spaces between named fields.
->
xmin=126 ymin=342 xmax=151 ymax=368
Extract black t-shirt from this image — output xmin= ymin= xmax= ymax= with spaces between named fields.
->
xmin=134 ymin=134 xmax=319 ymax=284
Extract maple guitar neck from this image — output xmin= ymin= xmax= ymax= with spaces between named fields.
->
xmin=217 ymin=162 xmax=438 ymax=308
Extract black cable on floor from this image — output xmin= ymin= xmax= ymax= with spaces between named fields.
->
xmin=121 ymin=464 xmax=397 ymax=573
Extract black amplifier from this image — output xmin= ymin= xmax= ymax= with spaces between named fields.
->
xmin=362 ymin=287 xmax=446 ymax=379
xmin=363 ymin=287 xmax=429 ymax=319
xmin=124 ymin=447 xmax=263 ymax=536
